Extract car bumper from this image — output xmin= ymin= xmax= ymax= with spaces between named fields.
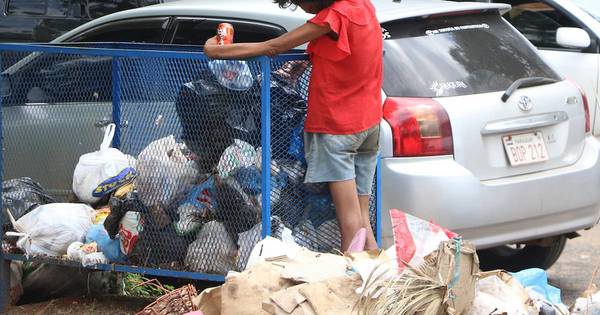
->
xmin=380 ymin=136 xmax=600 ymax=249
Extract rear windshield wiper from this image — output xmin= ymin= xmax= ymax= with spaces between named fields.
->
xmin=501 ymin=77 xmax=559 ymax=102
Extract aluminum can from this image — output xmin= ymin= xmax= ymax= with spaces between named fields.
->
xmin=217 ymin=23 xmax=234 ymax=45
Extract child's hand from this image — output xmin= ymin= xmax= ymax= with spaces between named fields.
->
xmin=204 ymin=36 xmax=219 ymax=58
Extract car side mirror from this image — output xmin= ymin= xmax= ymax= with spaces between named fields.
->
xmin=556 ymin=27 xmax=591 ymax=49
xmin=0 ymin=73 xmax=11 ymax=97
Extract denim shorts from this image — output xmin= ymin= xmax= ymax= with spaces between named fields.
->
xmin=304 ymin=124 xmax=380 ymax=195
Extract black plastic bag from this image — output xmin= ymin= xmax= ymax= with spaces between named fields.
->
xmin=2 ymin=177 xmax=56 ymax=231
xmin=174 ymin=68 xmax=307 ymax=174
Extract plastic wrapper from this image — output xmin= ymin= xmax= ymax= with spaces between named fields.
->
xmin=389 ymin=209 xmax=458 ymax=272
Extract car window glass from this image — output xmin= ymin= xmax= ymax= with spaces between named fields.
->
xmin=381 ymin=12 xmax=560 ymax=97
xmin=500 ymin=1 xmax=580 ymax=49
xmin=72 ymin=17 xmax=169 ymax=43
xmin=46 ymin=0 xmax=69 ymax=17
xmin=7 ymin=0 xmax=46 ymax=15
xmin=170 ymin=19 xmax=285 ymax=45
xmin=4 ymin=55 xmax=113 ymax=105
xmin=88 ymin=0 xmax=138 ymax=19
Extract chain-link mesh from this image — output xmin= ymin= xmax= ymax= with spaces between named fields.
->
xmin=1 ymin=45 xmax=378 ymax=277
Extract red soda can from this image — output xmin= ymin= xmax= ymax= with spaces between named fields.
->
xmin=217 ymin=23 xmax=234 ymax=45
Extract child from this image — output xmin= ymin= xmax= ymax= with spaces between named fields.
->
xmin=204 ymin=0 xmax=383 ymax=251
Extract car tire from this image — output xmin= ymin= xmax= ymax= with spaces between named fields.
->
xmin=477 ymin=236 xmax=567 ymax=272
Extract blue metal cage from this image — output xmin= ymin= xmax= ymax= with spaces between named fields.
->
xmin=0 ymin=42 xmax=381 ymax=307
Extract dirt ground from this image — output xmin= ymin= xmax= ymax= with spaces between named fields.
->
xmin=5 ymin=225 xmax=600 ymax=314
xmin=5 ymin=296 xmax=152 ymax=315
xmin=547 ymin=224 xmax=600 ymax=306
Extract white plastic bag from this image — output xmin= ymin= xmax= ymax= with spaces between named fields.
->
xmin=6 ymin=203 xmax=94 ymax=257
xmin=217 ymin=139 xmax=257 ymax=178
xmin=136 ymin=135 xmax=199 ymax=208
xmin=72 ymin=124 xmax=136 ymax=204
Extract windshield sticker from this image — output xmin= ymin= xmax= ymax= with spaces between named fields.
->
xmin=430 ymin=81 xmax=468 ymax=96
xmin=426 ymin=23 xmax=490 ymax=36
xmin=382 ymin=27 xmax=391 ymax=40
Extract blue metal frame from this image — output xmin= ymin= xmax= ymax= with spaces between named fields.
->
xmin=0 ymin=52 xmax=7 ymax=313
xmin=260 ymin=56 xmax=272 ymax=239
xmin=376 ymin=154 xmax=382 ymax=247
xmin=111 ymin=57 xmax=122 ymax=148
xmin=3 ymin=254 xmax=225 ymax=282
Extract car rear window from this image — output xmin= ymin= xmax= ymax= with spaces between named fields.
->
xmin=381 ymin=12 xmax=561 ymax=97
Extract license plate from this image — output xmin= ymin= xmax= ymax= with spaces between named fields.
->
xmin=502 ymin=131 xmax=549 ymax=166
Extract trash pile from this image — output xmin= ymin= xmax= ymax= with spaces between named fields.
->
xmin=2 ymin=60 xmax=346 ymax=278
xmin=136 ymin=210 xmax=594 ymax=315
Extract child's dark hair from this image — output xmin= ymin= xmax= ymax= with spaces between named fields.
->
xmin=273 ymin=0 xmax=337 ymax=10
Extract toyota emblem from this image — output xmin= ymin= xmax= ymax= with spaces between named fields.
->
xmin=518 ymin=96 xmax=533 ymax=112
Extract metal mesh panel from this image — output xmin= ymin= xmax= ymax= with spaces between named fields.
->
xmin=2 ymin=50 xmax=113 ymax=199
xmin=1 ymin=44 xmax=379 ymax=279
xmin=268 ymin=58 xmax=378 ymax=252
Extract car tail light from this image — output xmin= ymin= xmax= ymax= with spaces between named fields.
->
xmin=568 ymin=80 xmax=591 ymax=134
xmin=383 ymin=97 xmax=453 ymax=157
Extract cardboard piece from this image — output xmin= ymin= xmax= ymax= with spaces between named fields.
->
xmin=221 ymin=262 xmax=296 ymax=315
xmin=299 ymin=274 xmax=362 ymax=315
xmin=424 ymin=239 xmax=479 ymax=315
xmin=193 ymin=286 xmax=222 ymax=315
xmin=279 ymin=248 xmax=350 ymax=283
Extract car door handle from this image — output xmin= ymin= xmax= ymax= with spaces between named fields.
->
xmin=481 ymin=111 xmax=569 ymax=135
xmin=94 ymin=119 xmax=113 ymax=128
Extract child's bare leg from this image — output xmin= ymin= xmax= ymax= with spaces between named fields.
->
xmin=329 ymin=179 xmax=363 ymax=251
xmin=359 ymin=195 xmax=378 ymax=250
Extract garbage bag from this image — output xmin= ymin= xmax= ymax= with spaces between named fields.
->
xmin=236 ymin=216 xmax=287 ymax=271
xmin=217 ymin=139 xmax=257 ymax=179
xmin=389 ymin=209 xmax=458 ymax=273
xmin=293 ymin=219 xmax=341 ymax=253
xmin=214 ymin=177 xmax=261 ymax=241
xmin=208 ymin=60 xmax=254 ymax=91
xmin=511 ymin=268 xmax=563 ymax=306
xmin=86 ymin=224 xmax=126 ymax=263
xmin=9 ymin=261 xmax=23 ymax=305
xmin=305 ymin=193 xmax=336 ymax=228
xmin=185 ymin=221 xmax=238 ymax=274
xmin=73 ymin=123 xmax=136 ymax=205
xmin=175 ymin=70 xmax=261 ymax=174
xmin=465 ymin=272 xmax=536 ymax=315
xmin=119 ymin=211 xmax=143 ymax=256
xmin=174 ymin=68 xmax=307 ymax=174
xmin=6 ymin=203 xmax=94 ymax=256
xmin=136 ymin=135 xmax=199 ymax=209
xmin=174 ymin=177 xmax=217 ymax=236
xmin=21 ymin=263 xmax=114 ymax=304
xmin=2 ymin=177 xmax=56 ymax=231
xmin=105 ymin=191 xmax=144 ymax=238
xmin=572 ymin=290 xmax=600 ymax=315
xmin=129 ymin=212 xmax=192 ymax=267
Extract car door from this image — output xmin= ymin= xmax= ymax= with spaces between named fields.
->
xmin=499 ymin=0 xmax=600 ymax=135
xmin=2 ymin=17 xmax=169 ymax=197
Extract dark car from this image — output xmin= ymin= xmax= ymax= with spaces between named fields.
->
xmin=0 ymin=0 xmax=162 ymax=43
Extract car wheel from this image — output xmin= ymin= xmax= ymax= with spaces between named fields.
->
xmin=477 ymin=236 xmax=567 ymax=272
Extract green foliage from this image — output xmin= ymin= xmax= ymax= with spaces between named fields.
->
xmin=122 ymin=273 xmax=175 ymax=298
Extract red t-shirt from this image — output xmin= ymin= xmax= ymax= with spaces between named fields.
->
xmin=305 ymin=0 xmax=383 ymax=134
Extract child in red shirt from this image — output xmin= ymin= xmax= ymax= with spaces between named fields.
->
xmin=204 ymin=0 xmax=383 ymax=251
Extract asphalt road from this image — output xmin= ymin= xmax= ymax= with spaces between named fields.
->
xmin=547 ymin=225 xmax=600 ymax=306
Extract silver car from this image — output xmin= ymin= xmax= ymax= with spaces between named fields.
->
xmin=2 ymin=0 xmax=599 ymax=271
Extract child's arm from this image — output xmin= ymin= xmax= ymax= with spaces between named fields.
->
xmin=203 ymin=22 xmax=331 ymax=59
